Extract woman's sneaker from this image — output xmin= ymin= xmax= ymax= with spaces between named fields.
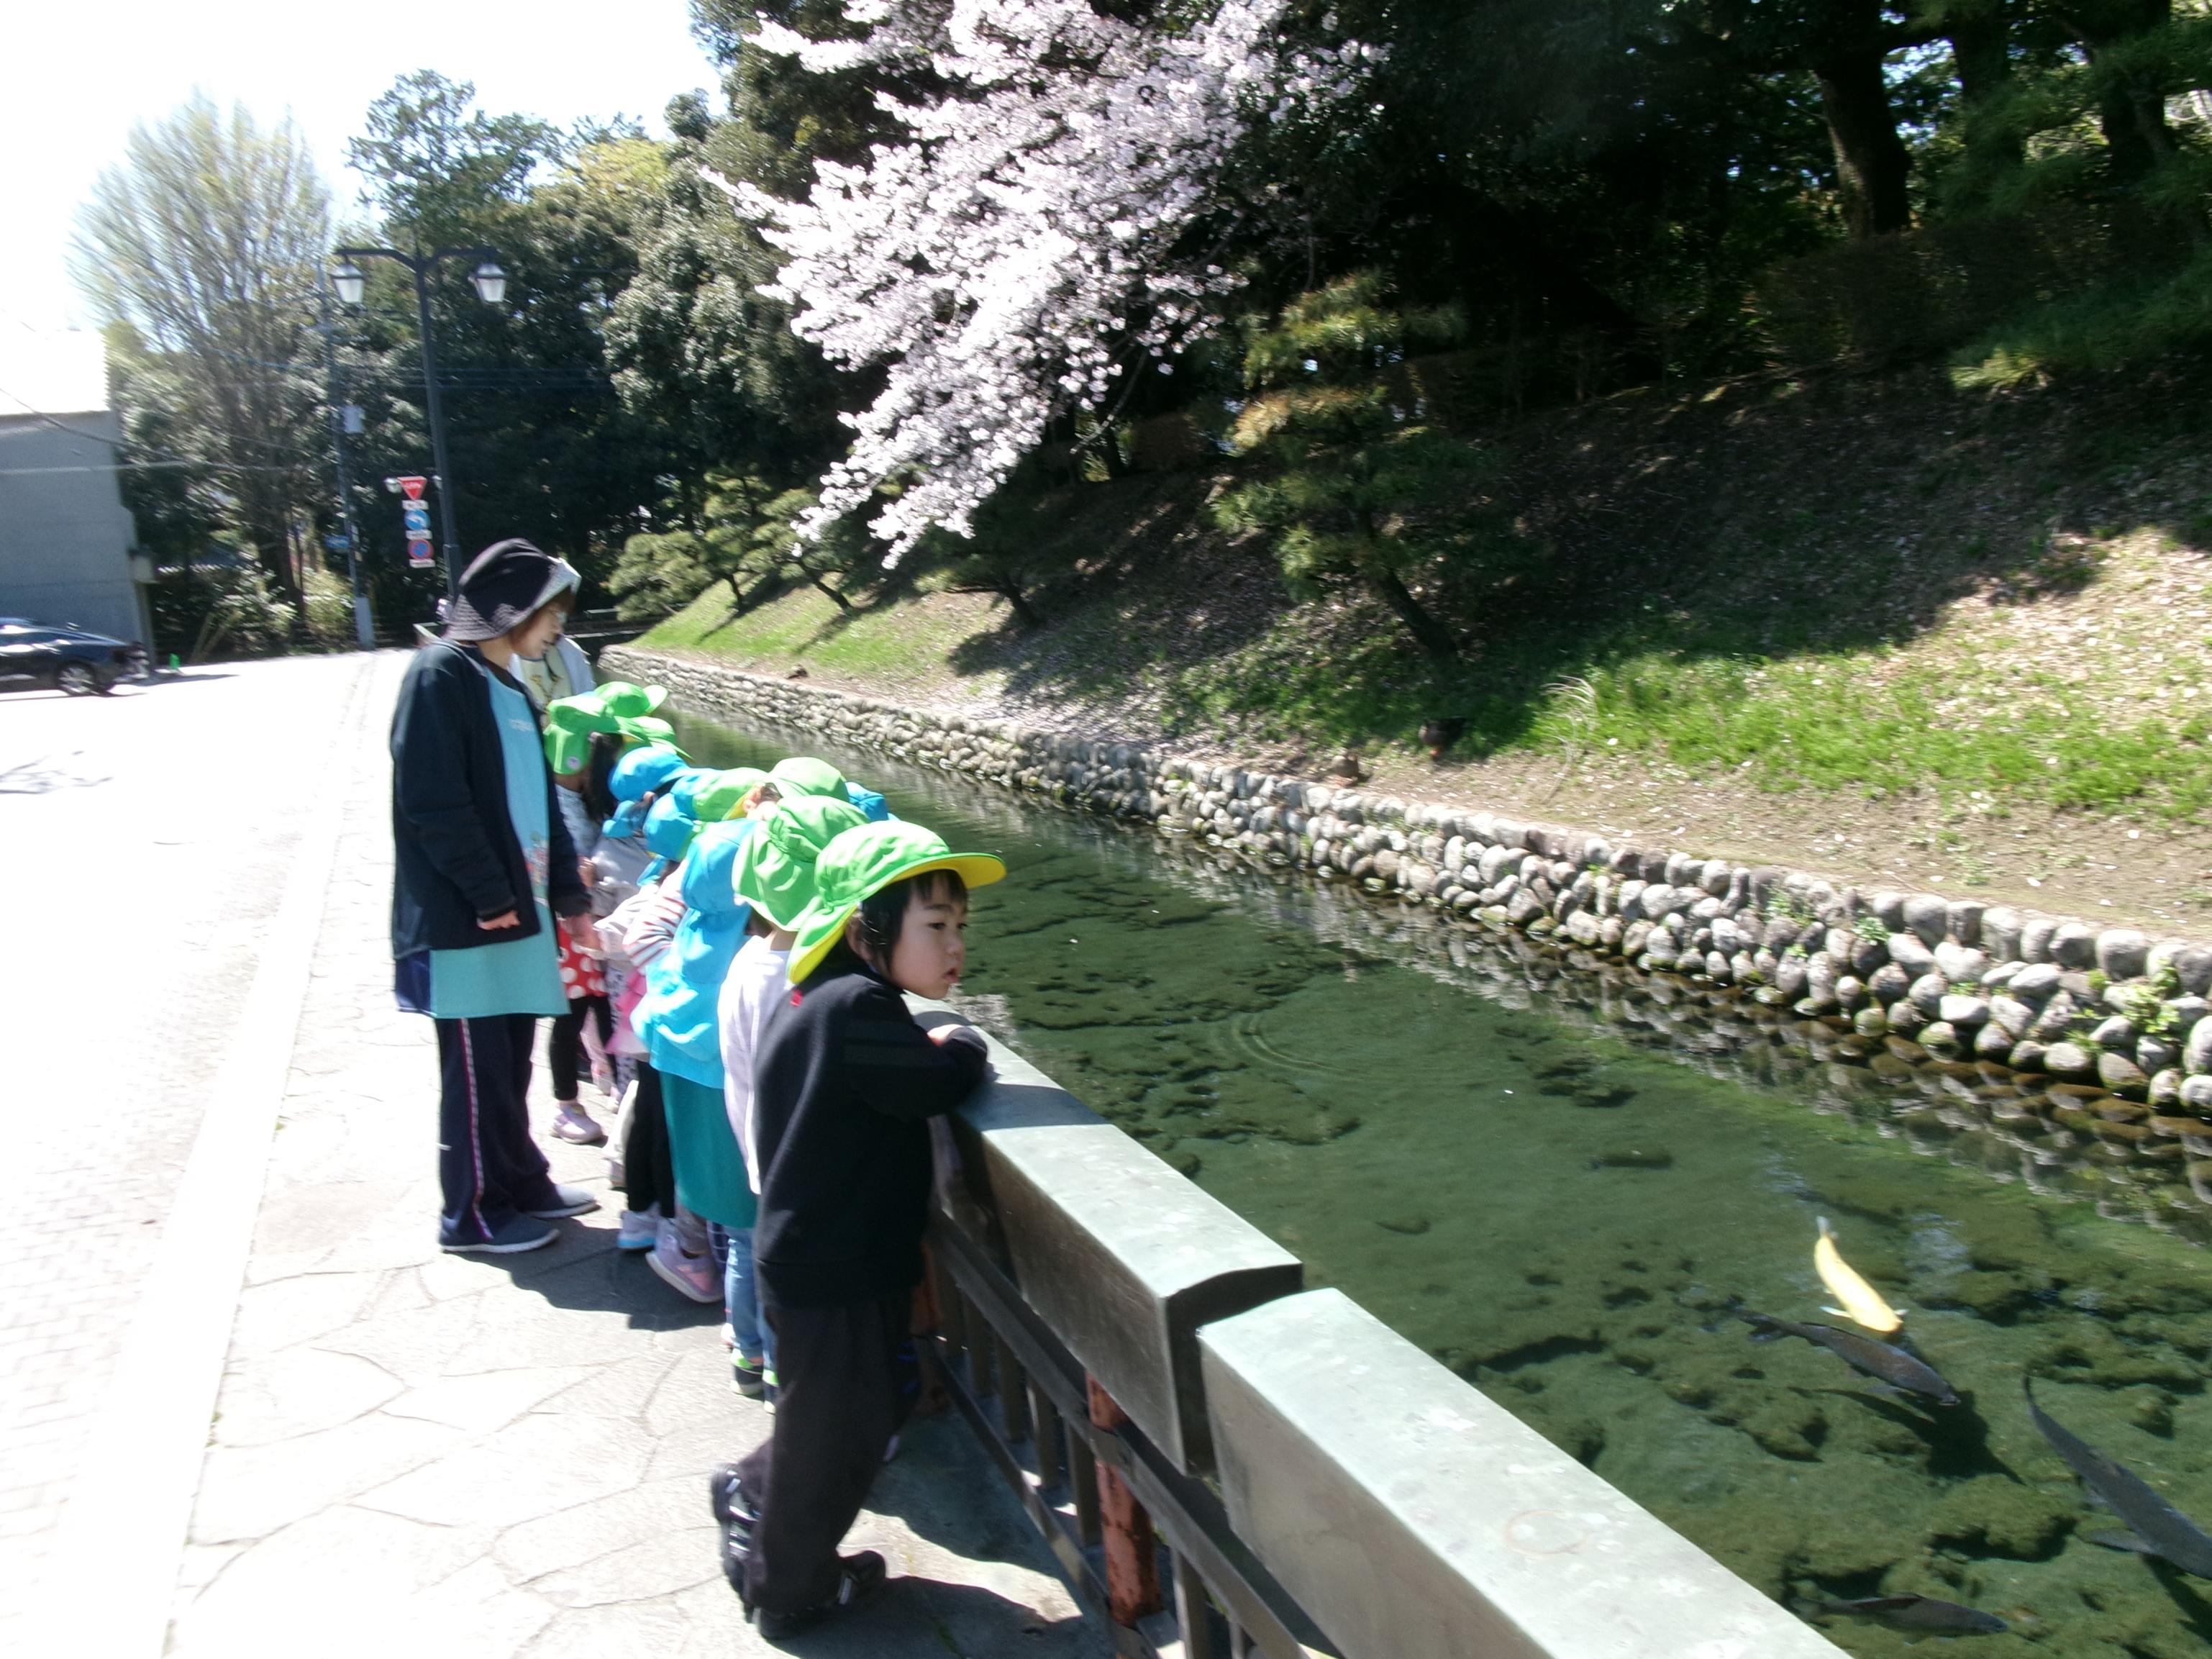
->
xmin=614 ymin=1210 xmax=659 ymax=1251
xmin=732 ymin=1355 xmax=767 ymax=1399
xmin=752 ymin=1552 xmax=887 ymax=1640
xmin=646 ymin=1232 xmax=721 ymax=1303
xmin=440 ymin=1213 xmax=557 ymax=1255
xmin=524 ymin=1183 xmax=600 ymax=1219
xmin=551 ymin=1103 xmax=606 ymax=1145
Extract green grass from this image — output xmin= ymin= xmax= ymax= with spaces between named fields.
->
xmin=1145 ymin=608 xmax=2212 ymax=821
xmin=640 ymin=576 xmax=998 ymax=696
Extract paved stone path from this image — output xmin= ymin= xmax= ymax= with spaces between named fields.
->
xmin=9 ymin=651 xmax=1102 ymax=1657
xmin=1 ymin=655 xmax=376 ymax=1650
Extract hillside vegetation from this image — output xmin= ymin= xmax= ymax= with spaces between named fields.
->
xmin=640 ymin=363 xmax=2212 ymax=930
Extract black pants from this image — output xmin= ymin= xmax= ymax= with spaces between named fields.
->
xmin=619 ymin=1064 xmax=678 ymax=1217
xmin=547 ymin=994 xmax=611 ymax=1101
xmin=738 ymin=1288 xmax=918 ymax=1614
xmin=436 ymin=1014 xmax=558 ymax=1243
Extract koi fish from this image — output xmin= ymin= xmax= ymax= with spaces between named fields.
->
xmin=1814 ymin=1216 xmax=1903 ymax=1335
xmin=1740 ymin=1311 xmax=1959 ymax=1406
xmin=2024 ymin=1379 xmax=2212 ymax=1578
xmin=1799 ymin=1594 xmax=2007 ymax=1634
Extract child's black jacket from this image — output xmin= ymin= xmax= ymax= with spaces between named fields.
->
xmin=752 ymin=958 xmax=988 ymax=1307
xmin=388 ymin=638 xmax=589 ymax=958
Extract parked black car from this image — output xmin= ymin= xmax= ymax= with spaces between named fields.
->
xmin=0 ymin=620 xmax=147 ymax=695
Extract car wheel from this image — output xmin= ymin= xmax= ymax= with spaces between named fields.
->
xmin=54 ymin=663 xmax=96 ymax=695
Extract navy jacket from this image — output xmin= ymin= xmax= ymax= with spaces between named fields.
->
xmin=752 ymin=956 xmax=988 ymax=1307
xmin=389 ymin=640 xmax=589 ymax=959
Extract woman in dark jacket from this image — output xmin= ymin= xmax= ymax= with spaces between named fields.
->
xmin=391 ymin=540 xmax=598 ymax=1253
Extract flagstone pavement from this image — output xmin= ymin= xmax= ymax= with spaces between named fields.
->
xmin=166 ymin=653 xmax=1106 ymax=1658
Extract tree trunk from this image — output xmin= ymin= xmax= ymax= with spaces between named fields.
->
xmin=1946 ymin=1 xmax=2023 ymax=196
xmin=954 ymin=577 xmax=1043 ymax=629
xmin=1809 ymin=27 xmax=1914 ymax=237
xmin=791 ymin=554 xmax=854 ymax=612
xmin=2070 ymin=0 xmax=2206 ymax=243
xmin=1366 ymin=563 xmax=1460 ymax=665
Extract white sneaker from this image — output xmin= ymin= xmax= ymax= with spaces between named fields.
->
xmin=615 ymin=1209 xmax=659 ymax=1251
xmin=552 ymin=1103 xmax=606 ymax=1145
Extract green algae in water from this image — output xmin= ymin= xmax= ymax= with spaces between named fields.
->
xmin=678 ymin=714 xmax=2212 ymax=1659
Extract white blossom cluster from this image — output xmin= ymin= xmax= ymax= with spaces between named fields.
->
xmin=717 ymin=0 xmax=1373 ymax=558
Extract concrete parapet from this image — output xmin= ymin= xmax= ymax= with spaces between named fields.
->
xmin=1199 ymin=1290 xmax=1847 ymax=1659
xmin=924 ymin=1004 xmax=1303 ymax=1473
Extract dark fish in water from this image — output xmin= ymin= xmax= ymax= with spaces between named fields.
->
xmin=1800 ymin=1594 xmax=2008 ymax=1635
xmin=1739 ymin=1311 xmax=1960 ymax=1406
xmin=2023 ymin=1378 xmax=2212 ymax=1578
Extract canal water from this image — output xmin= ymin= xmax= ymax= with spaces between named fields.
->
xmin=678 ymin=712 xmax=2212 ymax=1659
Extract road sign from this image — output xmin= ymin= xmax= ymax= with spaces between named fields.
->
xmin=324 ymin=532 xmax=352 ymax=552
xmin=402 ymin=504 xmax=432 ymax=537
xmin=408 ymin=542 xmax=435 ymax=569
xmin=394 ymin=475 xmax=427 ymax=501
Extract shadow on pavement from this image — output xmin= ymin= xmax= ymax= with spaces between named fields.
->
xmin=483 ymin=1224 xmax=730 ymax=1335
xmin=773 ymin=1573 xmax=1094 ymax=1655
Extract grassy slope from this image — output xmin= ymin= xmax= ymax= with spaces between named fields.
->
xmin=640 ymin=363 xmax=2212 ymax=925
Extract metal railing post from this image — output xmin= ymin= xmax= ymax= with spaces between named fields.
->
xmin=1087 ymin=1376 xmax=1164 ymax=1630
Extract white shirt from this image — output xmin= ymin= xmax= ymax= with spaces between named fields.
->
xmin=719 ymin=934 xmax=793 ymax=1194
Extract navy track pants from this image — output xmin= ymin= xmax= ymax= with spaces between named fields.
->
xmin=435 ymin=1013 xmax=558 ymax=1244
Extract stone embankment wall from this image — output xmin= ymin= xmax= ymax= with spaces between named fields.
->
xmin=607 ymin=647 xmax=2212 ymax=1127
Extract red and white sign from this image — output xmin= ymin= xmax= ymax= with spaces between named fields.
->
xmin=395 ymin=475 xmax=427 ymax=501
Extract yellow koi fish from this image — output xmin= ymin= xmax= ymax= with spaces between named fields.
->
xmin=1814 ymin=1217 xmax=1903 ymax=1335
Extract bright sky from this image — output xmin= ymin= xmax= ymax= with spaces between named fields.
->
xmin=4 ymin=0 xmax=719 ymax=335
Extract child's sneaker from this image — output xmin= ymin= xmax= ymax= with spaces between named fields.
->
xmin=615 ymin=1209 xmax=659 ymax=1251
xmin=646 ymin=1232 xmax=721 ymax=1303
xmin=732 ymin=1355 xmax=767 ymax=1399
xmin=551 ymin=1102 xmax=606 ymax=1145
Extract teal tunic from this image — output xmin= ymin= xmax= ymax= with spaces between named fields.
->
xmin=427 ymin=661 xmax=568 ymax=1020
xmin=662 ymin=1073 xmax=758 ymax=1230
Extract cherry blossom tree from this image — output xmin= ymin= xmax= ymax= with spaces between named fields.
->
xmin=714 ymin=0 xmax=1371 ymax=559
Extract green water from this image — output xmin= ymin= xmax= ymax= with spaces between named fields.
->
xmin=678 ymin=714 xmax=2212 ymax=1658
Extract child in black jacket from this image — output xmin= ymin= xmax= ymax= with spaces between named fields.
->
xmin=717 ymin=820 xmax=1003 ymax=1638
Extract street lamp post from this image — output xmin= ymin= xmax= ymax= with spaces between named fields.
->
xmin=314 ymin=288 xmax=374 ymax=648
xmin=328 ymin=246 xmax=509 ymax=599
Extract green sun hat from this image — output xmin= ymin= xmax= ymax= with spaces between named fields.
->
xmin=542 ymin=681 xmax=674 ymax=773
xmin=731 ymin=794 xmax=870 ymax=930
xmin=686 ymin=766 xmax=770 ymax=824
xmin=788 ymin=819 xmax=1006 ymax=983
xmin=769 ymin=755 xmax=848 ymax=800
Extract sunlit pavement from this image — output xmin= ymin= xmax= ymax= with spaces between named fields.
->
xmin=3 ymin=653 xmax=1099 ymax=1658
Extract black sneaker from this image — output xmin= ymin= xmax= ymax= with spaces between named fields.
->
xmin=706 ymin=1463 xmax=756 ymax=1532
xmin=732 ymin=1356 xmax=767 ymax=1399
xmin=753 ymin=1552 xmax=887 ymax=1640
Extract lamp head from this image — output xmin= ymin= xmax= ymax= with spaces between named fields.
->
xmin=329 ymin=259 xmax=366 ymax=306
xmin=470 ymin=260 xmax=508 ymax=305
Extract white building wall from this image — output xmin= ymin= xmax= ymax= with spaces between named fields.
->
xmin=0 ymin=410 xmax=146 ymax=642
